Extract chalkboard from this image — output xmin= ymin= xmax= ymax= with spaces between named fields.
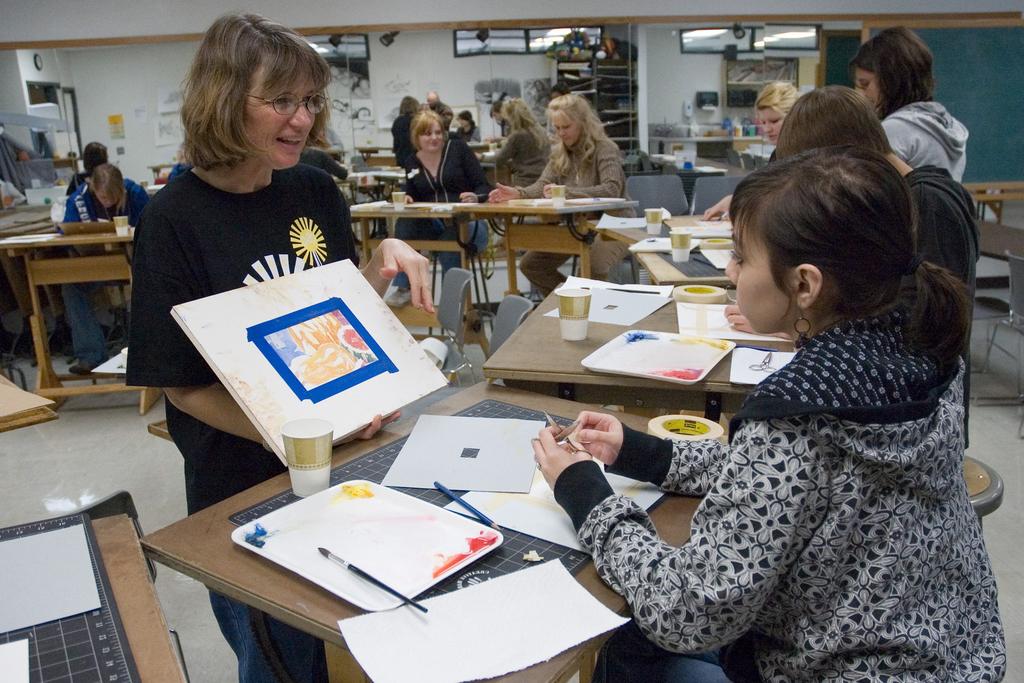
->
xmin=876 ymin=26 xmax=1024 ymax=183
xmin=823 ymin=34 xmax=859 ymax=87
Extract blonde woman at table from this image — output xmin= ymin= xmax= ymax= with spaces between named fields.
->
xmin=533 ymin=147 xmax=1004 ymax=682
xmin=701 ymin=81 xmax=799 ymax=220
xmin=489 ymin=93 xmax=632 ymax=296
xmin=126 ymin=14 xmax=430 ymax=683
xmin=491 ymin=98 xmax=550 ymax=187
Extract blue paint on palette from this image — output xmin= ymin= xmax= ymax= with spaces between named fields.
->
xmin=625 ymin=331 xmax=659 ymax=343
xmin=247 ymin=297 xmax=398 ymax=404
xmin=244 ymin=523 xmax=271 ymax=548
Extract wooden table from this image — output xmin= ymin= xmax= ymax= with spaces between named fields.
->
xmin=0 ymin=232 xmax=161 ymax=413
xmin=0 ymin=373 xmax=57 ymax=431
xmin=601 ymin=215 xmax=732 ymax=287
xmin=483 ymin=290 xmax=790 ymax=420
xmin=141 ymin=383 xmax=700 ymax=683
xmin=964 ymin=181 xmax=1024 ymax=223
xmin=354 ymin=146 xmax=396 ymax=166
xmin=93 ymin=514 xmax=187 ymax=682
xmin=458 ymin=199 xmax=638 ymax=296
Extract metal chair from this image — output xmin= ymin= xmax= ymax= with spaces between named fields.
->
xmin=436 ymin=267 xmax=475 ymax=384
xmin=977 ymin=251 xmax=1024 ymax=436
xmin=626 ymin=174 xmax=689 ymax=216
xmin=488 ymin=295 xmax=534 ymax=357
xmin=966 ymin=457 xmax=1004 ymax=528
xmin=726 ymin=148 xmax=742 ymax=169
xmin=739 ymin=151 xmax=755 ymax=171
xmin=689 ymin=175 xmax=744 ymax=216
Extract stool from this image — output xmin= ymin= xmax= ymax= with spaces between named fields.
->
xmin=964 ymin=456 xmax=1004 ymax=527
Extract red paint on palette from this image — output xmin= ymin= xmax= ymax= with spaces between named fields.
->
xmin=432 ymin=531 xmax=500 ymax=578
xmin=652 ymin=368 xmax=702 ymax=380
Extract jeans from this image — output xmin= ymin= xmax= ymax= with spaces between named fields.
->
xmin=209 ymin=592 xmax=327 ymax=683
xmin=61 ymin=282 xmax=106 ymax=366
xmin=593 ymin=621 xmax=731 ymax=683
xmin=392 ymin=217 xmax=488 ymax=289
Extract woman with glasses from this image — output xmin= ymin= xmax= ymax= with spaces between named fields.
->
xmin=126 ymin=14 xmax=430 ymax=682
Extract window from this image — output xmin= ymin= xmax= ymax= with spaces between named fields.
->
xmin=752 ymin=25 xmax=820 ymax=51
xmin=680 ymin=27 xmax=753 ymax=54
xmin=452 ymin=27 xmax=603 ymax=57
xmin=310 ymin=34 xmax=370 ymax=61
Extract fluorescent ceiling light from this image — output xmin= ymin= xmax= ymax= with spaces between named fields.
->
xmin=683 ymin=29 xmax=728 ymax=39
xmin=771 ymin=30 xmax=817 ymax=40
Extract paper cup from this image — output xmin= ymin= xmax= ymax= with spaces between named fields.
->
xmin=113 ymin=216 xmax=130 ymax=236
xmin=670 ymin=228 xmax=692 ymax=261
xmin=549 ymin=185 xmax=566 ymax=208
xmin=392 ymin=191 xmax=406 ymax=211
xmin=281 ymin=418 xmax=333 ymax=497
xmin=418 ymin=337 xmax=448 ymax=369
xmin=645 ymin=208 xmax=663 ymax=235
xmin=556 ymin=288 xmax=591 ymax=341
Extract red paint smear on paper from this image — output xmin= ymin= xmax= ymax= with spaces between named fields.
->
xmin=432 ymin=531 xmax=500 ymax=578
xmin=652 ymin=368 xmax=703 ymax=380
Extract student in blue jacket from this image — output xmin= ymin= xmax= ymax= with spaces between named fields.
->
xmin=61 ymin=163 xmax=149 ymax=373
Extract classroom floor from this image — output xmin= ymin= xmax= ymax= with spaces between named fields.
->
xmin=2 ymin=209 xmax=1022 ymax=682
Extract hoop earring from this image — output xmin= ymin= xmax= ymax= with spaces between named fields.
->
xmin=794 ymin=315 xmax=811 ymax=349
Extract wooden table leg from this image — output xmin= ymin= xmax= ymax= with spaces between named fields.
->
xmin=325 ymin=642 xmax=368 ymax=682
xmin=504 ymin=218 xmax=521 ymax=296
xmin=139 ymin=387 xmax=162 ymax=415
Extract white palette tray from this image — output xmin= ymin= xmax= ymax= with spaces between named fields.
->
xmin=581 ymin=330 xmax=735 ymax=385
xmin=231 ymin=481 xmax=502 ymax=611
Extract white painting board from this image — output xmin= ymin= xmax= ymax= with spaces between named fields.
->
xmin=172 ymin=260 xmax=448 ymax=464
xmin=594 ymin=214 xmax=645 ymax=230
xmin=561 ymin=275 xmax=674 ymax=298
xmin=448 ymin=469 xmax=663 ymax=551
xmin=729 ymin=347 xmax=796 ymax=385
xmin=699 ymin=248 xmax=733 ymax=269
xmin=0 ymin=640 xmax=28 ymax=683
xmin=382 ymin=415 xmax=541 ymax=493
xmin=628 ymin=237 xmax=669 ymax=253
xmin=0 ymin=524 xmax=100 ymax=633
xmin=338 ymin=561 xmax=628 ymax=683
xmin=676 ymin=303 xmax=782 ymax=342
xmin=544 ymin=287 xmax=671 ymax=327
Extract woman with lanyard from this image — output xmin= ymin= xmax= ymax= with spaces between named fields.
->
xmin=385 ymin=110 xmax=491 ymax=308
xmin=126 ymin=13 xmax=431 ymax=682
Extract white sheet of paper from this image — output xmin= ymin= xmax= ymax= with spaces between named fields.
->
xmin=628 ymin=237 xmax=670 ymax=253
xmin=699 ymin=248 xmax=733 ymax=269
xmin=0 ymin=640 xmax=29 ymax=683
xmin=382 ymin=415 xmax=541 ymax=492
xmin=0 ymin=524 xmax=100 ymax=633
xmin=449 ymin=469 xmax=663 ymax=551
xmin=546 ymin=288 xmax=671 ymax=327
xmin=560 ymin=276 xmax=674 ymax=297
xmin=349 ymin=200 xmax=389 ymax=210
xmin=676 ymin=303 xmax=782 ymax=342
xmin=596 ymin=214 xmax=645 ymax=230
xmin=729 ymin=347 xmax=796 ymax=385
xmin=338 ymin=560 xmax=628 ymax=683
xmin=93 ymin=348 xmax=128 ymax=374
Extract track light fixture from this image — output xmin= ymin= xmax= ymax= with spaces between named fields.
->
xmin=328 ymin=34 xmax=342 ymax=48
xmin=379 ymin=31 xmax=399 ymax=47
xmin=732 ymin=23 xmax=746 ymax=40
xmin=476 ymin=29 xmax=490 ymax=43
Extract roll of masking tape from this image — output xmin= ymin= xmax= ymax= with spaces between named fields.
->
xmin=648 ymin=414 xmax=725 ymax=442
xmin=699 ymin=238 xmax=733 ymax=250
xmin=672 ymin=285 xmax=728 ymax=304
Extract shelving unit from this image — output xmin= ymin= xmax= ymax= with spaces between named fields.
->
xmin=556 ymin=57 xmax=638 ymax=151
xmin=723 ymin=58 xmax=797 ymax=107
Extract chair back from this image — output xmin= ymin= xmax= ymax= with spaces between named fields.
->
xmin=726 ymin=148 xmax=742 ymax=168
xmin=739 ymin=152 xmax=754 ymax=170
xmin=489 ymin=295 xmax=533 ymax=356
xmin=625 ymin=174 xmax=688 ymax=215
xmin=437 ymin=267 xmax=472 ymax=345
xmin=1008 ymin=251 xmax=1024 ymax=324
xmin=690 ymin=175 xmax=744 ymax=215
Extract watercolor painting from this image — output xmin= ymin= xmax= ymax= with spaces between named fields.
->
xmin=247 ymin=297 xmax=397 ymax=403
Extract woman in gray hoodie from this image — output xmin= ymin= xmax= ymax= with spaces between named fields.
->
xmin=851 ymin=26 xmax=969 ymax=182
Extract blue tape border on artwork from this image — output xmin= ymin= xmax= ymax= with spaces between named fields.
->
xmin=246 ymin=297 xmax=398 ymax=404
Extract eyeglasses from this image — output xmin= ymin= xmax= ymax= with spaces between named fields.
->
xmin=248 ymin=93 xmax=327 ymax=116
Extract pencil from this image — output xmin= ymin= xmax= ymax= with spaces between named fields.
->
xmin=318 ymin=547 xmax=428 ymax=613
xmin=433 ymin=481 xmax=501 ymax=531
xmin=542 ymin=412 xmax=580 ymax=441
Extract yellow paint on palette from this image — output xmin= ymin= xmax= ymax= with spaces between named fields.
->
xmin=670 ymin=336 xmax=733 ymax=351
xmin=334 ymin=483 xmax=375 ymax=502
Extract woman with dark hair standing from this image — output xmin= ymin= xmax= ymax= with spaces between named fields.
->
xmin=453 ymin=110 xmax=481 ymax=143
xmin=851 ymin=26 xmax=968 ymax=181
xmin=391 ymin=95 xmax=420 ymax=167
xmin=532 ymin=147 xmax=1004 ymax=682
xmin=126 ymin=14 xmax=430 ymax=681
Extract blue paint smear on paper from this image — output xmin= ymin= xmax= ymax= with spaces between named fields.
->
xmin=625 ymin=331 xmax=658 ymax=343
xmin=244 ymin=523 xmax=271 ymax=548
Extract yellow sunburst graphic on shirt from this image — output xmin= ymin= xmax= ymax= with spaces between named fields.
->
xmin=290 ymin=217 xmax=327 ymax=267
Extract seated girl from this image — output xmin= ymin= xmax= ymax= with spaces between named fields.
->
xmin=532 ymin=146 xmax=1005 ymax=682
xmin=489 ymin=94 xmax=631 ymax=297
xmin=386 ymin=110 xmax=491 ymax=308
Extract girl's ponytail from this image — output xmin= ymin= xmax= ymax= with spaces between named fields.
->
xmin=905 ymin=261 xmax=969 ymax=370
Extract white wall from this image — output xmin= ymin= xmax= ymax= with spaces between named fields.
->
xmin=333 ymin=29 xmax=550 ymax=150
xmin=67 ymin=41 xmax=198 ymax=183
xmin=2 ymin=0 xmax=1020 ymax=44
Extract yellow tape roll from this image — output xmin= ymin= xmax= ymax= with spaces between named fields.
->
xmin=699 ymin=238 xmax=734 ymax=250
xmin=648 ymin=415 xmax=725 ymax=441
xmin=672 ymin=285 xmax=728 ymax=304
